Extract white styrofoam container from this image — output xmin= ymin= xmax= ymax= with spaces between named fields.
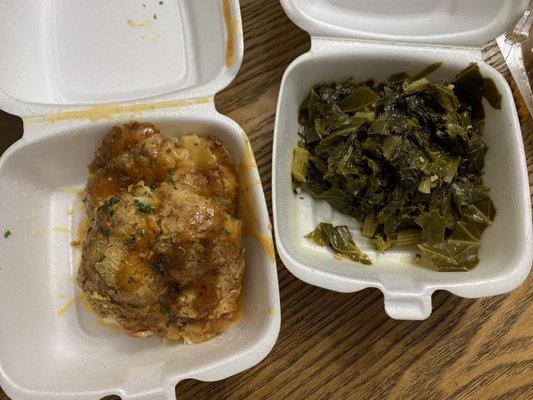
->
xmin=0 ymin=1 xmax=280 ymax=399
xmin=273 ymin=0 xmax=533 ymax=320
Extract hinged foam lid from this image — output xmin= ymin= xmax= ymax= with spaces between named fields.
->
xmin=280 ymin=0 xmax=528 ymax=47
xmin=0 ymin=0 xmax=243 ymax=117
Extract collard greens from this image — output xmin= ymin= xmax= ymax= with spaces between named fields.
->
xmin=306 ymin=223 xmax=372 ymax=265
xmin=292 ymin=63 xmax=499 ymax=271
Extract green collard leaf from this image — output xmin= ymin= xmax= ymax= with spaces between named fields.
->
xmin=305 ymin=225 xmax=327 ymax=246
xmin=327 ymin=138 xmax=357 ymax=176
xmin=465 ymin=134 xmax=488 ymax=174
xmin=304 ymin=125 xmax=320 ymax=145
xmin=361 ymin=213 xmax=378 ymax=238
xmin=306 ymin=223 xmax=372 ymax=265
xmin=372 ymin=235 xmax=394 ymax=253
xmin=430 ymin=154 xmax=461 ymax=183
xmin=418 ymin=241 xmax=479 ymax=271
xmin=382 ymin=135 xmax=402 ymax=159
xmin=315 ymin=118 xmax=328 ymax=138
xmin=394 ymin=229 xmax=422 ymax=247
xmin=396 ymin=230 xmax=422 ymax=247
xmin=383 ymin=138 xmax=426 ymax=186
xmin=482 ymin=77 xmax=502 ymax=109
xmin=418 ymin=177 xmax=434 ymax=194
xmin=421 ymin=211 xmax=446 ymax=246
xmin=368 ymin=119 xmax=390 ymax=135
xmin=475 ymin=196 xmax=496 ymax=222
xmin=292 ymin=147 xmax=310 ymax=183
xmin=308 ymin=155 xmax=328 ymax=174
xmin=339 ymin=86 xmax=380 ymax=112
xmin=454 ymin=63 xmax=502 ymax=121
xmin=354 ymin=111 xmax=376 ymax=122
xmin=425 ymin=83 xmax=461 ymax=112
xmin=403 ymin=78 xmax=429 ymax=95
xmin=450 ymin=178 xmax=490 ymax=212
xmin=417 ymin=203 xmax=494 ymax=271
xmin=307 ymin=89 xmax=322 ymax=121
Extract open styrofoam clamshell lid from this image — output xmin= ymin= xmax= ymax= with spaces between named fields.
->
xmin=280 ymin=0 xmax=528 ymax=47
xmin=0 ymin=0 xmax=244 ymax=118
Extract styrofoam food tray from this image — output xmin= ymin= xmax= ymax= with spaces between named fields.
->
xmin=273 ymin=0 xmax=532 ymax=320
xmin=0 ymin=1 xmax=280 ymax=399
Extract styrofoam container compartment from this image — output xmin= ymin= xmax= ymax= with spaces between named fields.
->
xmin=273 ymin=0 xmax=533 ymax=320
xmin=0 ymin=1 xmax=280 ymax=399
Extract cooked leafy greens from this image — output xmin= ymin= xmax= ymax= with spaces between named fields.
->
xmin=306 ymin=223 xmax=372 ymax=265
xmin=293 ymin=63 xmax=499 ymax=271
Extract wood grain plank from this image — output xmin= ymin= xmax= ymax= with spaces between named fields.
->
xmin=0 ymin=1 xmax=531 ymax=399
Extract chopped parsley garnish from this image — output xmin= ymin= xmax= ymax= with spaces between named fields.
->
xmin=98 ymin=196 xmax=119 ymax=215
xmin=134 ymin=199 xmax=155 ymax=214
xmin=152 ymin=258 xmax=165 ymax=275
xmin=4 ymin=230 xmax=11 ymax=239
xmin=159 ymin=301 xmax=171 ymax=315
xmin=125 ymin=234 xmax=137 ymax=246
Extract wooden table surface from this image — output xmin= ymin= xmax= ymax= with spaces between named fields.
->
xmin=1 ymin=1 xmax=532 ymax=399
